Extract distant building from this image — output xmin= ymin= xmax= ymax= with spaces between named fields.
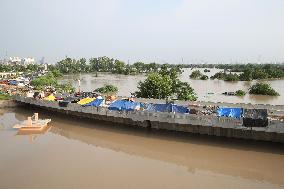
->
xmin=39 ymin=57 xmax=45 ymax=64
xmin=9 ymin=57 xmax=21 ymax=64
xmin=6 ymin=57 xmax=35 ymax=65
xmin=21 ymin=57 xmax=35 ymax=65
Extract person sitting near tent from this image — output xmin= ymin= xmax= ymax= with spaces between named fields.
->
xmin=128 ymin=97 xmax=134 ymax=102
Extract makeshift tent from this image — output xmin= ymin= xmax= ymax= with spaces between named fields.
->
xmin=77 ymin=97 xmax=95 ymax=105
xmin=217 ymin=107 xmax=242 ymax=119
xmin=83 ymin=99 xmax=104 ymax=107
xmin=146 ymin=103 xmax=189 ymax=113
xmin=243 ymin=109 xmax=268 ymax=127
xmin=108 ymin=100 xmax=140 ymax=111
xmin=44 ymin=94 xmax=56 ymax=101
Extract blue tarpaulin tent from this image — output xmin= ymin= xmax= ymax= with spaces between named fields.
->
xmin=108 ymin=100 xmax=140 ymax=111
xmin=217 ymin=107 xmax=243 ymax=119
xmin=83 ymin=99 xmax=104 ymax=107
xmin=146 ymin=103 xmax=189 ymax=113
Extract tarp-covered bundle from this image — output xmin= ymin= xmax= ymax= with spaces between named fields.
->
xmin=243 ymin=109 xmax=268 ymax=127
xmin=83 ymin=99 xmax=104 ymax=107
xmin=146 ymin=103 xmax=189 ymax=113
xmin=9 ymin=80 xmax=17 ymax=85
xmin=58 ymin=101 xmax=69 ymax=107
xmin=217 ymin=107 xmax=243 ymax=119
xmin=77 ymin=97 xmax=95 ymax=105
xmin=44 ymin=94 xmax=56 ymax=101
xmin=108 ymin=100 xmax=140 ymax=111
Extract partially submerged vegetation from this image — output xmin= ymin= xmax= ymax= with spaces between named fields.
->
xmin=235 ymin=90 xmax=246 ymax=96
xmin=190 ymin=70 xmax=208 ymax=80
xmin=30 ymin=70 xmax=75 ymax=93
xmin=189 ymin=63 xmax=284 ymax=81
xmin=249 ymin=83 xmax=279 ymax=96
xmin=94 ymin=84 xmax=118 ymax=94
xmin=135 ymin=65 xmax=197 ymax=101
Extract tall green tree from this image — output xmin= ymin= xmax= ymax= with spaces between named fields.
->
xmin=135 ymin=73 xmax=173 ymax=99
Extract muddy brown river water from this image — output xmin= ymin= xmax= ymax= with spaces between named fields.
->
xmin=0 ymin=107 xmax=284 ymax=189
xmin=60 ymin=68 xmax=284 ymax=105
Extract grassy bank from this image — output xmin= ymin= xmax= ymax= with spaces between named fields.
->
xmin=0 ymin=94 xmax=12 ymax=100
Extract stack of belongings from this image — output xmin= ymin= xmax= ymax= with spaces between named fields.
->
xmin=44 ymin=94 xmax=56 ymax=101
xmin=217 ymin=107 xmax=243 ymax=119
xmin=146 ymin=103 xmax=189 ymax=113
xmin=59 ymin=96 xmax=81 ymax=107
xmin=83 ymin=96 xmax=105 ymax=107
xmin=77 ymin=97 xmax=96 ymax=105
xmin=108 ymin=99 xmax=140 ymax=111
xmin=243 ymin=109 xmax=268 ymax=127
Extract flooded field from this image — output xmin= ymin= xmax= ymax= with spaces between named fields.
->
xmin=1 ymin=107 xmax=284 ymax=189
xmin=60 ymin=68 xmax=284 ymax=105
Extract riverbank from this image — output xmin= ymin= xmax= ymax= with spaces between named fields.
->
xmin=15 ymin=96 xmax=284 ymax=143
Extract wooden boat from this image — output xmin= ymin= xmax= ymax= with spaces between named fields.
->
xmin=13 ymin=113 xmax=51 ymax=131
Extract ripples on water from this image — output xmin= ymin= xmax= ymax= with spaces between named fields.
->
xmin=0 ymin=108 xmax=284 ymax=189
xmin=60 ymin=68 xmax=284 ymax=105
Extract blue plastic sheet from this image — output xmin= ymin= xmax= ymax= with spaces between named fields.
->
xmin=146 ymin=103 xmax=189 ymax=113
xmin=108 ymin=100 xmax=140 ymax=111
xmin=83 ymin=99 xmax=104 ymax=107
xmin=9 ymin=80 xmax=17 ymax=85
xmin=217 ymin=107 xmax=243 ymax=119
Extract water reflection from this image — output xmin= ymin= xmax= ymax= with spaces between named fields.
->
xmin=16 ymin=125 xmax=52 ymax=142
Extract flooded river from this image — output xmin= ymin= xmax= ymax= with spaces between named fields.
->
xmin=1 ymin=108 xmax=284 ymax=189
xmin=60 ymin=68 xmax=284 ymax=105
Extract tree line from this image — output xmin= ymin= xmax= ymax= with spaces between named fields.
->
xmin=54 ymin=57 xmax=171 ymax=75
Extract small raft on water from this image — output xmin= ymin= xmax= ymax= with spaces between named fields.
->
xmin=13 ymin=113 xmax=51 ymax=131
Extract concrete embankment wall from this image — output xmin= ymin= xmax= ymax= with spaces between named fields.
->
xmin=15 ymin=96 xmax=284 ymax=143
xmin=0 ymin=100 xmax=18 ymax=108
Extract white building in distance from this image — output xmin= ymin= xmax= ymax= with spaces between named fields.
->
xmin=7 ymin=57 xmax=35 ymax=65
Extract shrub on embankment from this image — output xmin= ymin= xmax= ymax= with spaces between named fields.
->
xmin=0 ymin=94 xmax=12 ymax=100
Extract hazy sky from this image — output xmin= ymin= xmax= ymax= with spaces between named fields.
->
xmin=0 ymin=0 xmax=283 ymax=64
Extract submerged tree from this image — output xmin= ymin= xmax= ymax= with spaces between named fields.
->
xmin=135 ymin=73 xmax=173 ymax=99
xmin=249 ymin=83 xmax=279 ymax=96
xmin=175 ymin=82 xmax=197 ymax=101
xmin=235 ymin=90 xmax=246 ymax=96
xmin=190 ymin=70 xmax=203 ymax=79
xmin=135 ymin=68 xmax=197 ymax=101
xmin=94 ymin=84 xmax=118 ymax=94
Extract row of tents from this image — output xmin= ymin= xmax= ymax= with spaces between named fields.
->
xmin=56 ymin=96 xmax=190 ymax=113
xmin=51 ymin=95 xmax=269 ymax=127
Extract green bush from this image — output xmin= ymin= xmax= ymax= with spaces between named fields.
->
xmin=249 ymin=83 xmax=279 ymax=96
xmin=95 ymin=84 xmax=118 ymax=94
xmin=0 ymin=94 xmax=11 ymax=100
xmin=235 ymin=90 xmax=246 ymax=96
xmin=200 ymin=75 xmax=209 ymax=80
xmin=190 ymin=70 xmax=203 ymax=79
xmin=224 ymin=73 xmax=239 ymax=81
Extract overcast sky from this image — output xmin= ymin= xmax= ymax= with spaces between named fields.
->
xmin=0 ymin=0 xmax=283 ymax=64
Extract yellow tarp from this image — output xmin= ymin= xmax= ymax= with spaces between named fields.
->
xmin=44 ymin=94 xmax=56 ymax=101
xmin=77 ymin=97 xmax=96 ymax=105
